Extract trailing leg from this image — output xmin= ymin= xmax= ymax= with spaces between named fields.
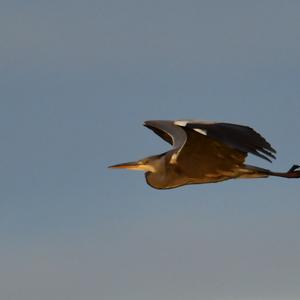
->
xmin=242 ymin=164 xmax=300 ymax=179
xmin=269 ymin=164 xmax=300 ymax=178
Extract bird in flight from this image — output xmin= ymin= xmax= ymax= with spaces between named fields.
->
xmin=109 ymin=120 xmax=300 ymax=189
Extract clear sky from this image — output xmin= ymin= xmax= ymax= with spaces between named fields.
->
xmin=1 ymin=1 xmax=300 ymax=299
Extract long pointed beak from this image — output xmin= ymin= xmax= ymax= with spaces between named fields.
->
xmin=108 ymin=161 xmax=145 ymax=171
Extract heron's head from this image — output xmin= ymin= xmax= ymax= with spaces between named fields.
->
xmin=109 ymin=154 xmax=164 ymax=173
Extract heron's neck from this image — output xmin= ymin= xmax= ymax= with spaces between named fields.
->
xmin=145 ymin=155 xmax=178 ymax=189
xmin=151 ymin=154 xmax=167 ymax=173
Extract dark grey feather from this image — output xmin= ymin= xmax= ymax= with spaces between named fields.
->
xmin=183 ymin=122 xmax=276 ymax=162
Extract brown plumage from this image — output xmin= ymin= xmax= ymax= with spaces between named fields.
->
xmin=109 ymin=120 xmax=300 ymax=189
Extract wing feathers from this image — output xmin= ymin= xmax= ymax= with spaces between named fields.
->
xmin=179 ymin=121 xmax=276 ymax=162
xmin=144 ymin=119 xmax=277 ymax=163
xmin=144 ymin=120 xmax=187 ymax=150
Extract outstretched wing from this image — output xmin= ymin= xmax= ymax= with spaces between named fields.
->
xmin=175 ymin=120 xmax=276 ymax=162
xmin=144 ymin=120 xmax=187 ymax=152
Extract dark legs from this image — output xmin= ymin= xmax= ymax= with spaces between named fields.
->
xmin=242 ymin=164 xmax=300 ymax=179
xmin=269 ymin=164 xmax=300 ymax=178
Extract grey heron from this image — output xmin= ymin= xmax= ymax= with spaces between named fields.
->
xmin=109 ymin=120 xmax=300 ymax=189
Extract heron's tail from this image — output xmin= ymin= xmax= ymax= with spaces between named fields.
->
xmin=243 ymin=164 xmax=300 ymax=179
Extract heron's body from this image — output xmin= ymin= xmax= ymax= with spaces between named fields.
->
xmin=109 ymin=120 xmax=300 ymax=189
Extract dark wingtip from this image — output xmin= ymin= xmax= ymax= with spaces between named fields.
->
xmin=252 ymin=150 xmax=273 ymax=163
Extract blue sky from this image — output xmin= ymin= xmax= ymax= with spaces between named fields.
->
xmin=1 ymin=1 xmax=300 ymax=299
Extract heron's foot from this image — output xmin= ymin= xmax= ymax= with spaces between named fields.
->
xmin=286 ymin=164 xmax=300 ymax=178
